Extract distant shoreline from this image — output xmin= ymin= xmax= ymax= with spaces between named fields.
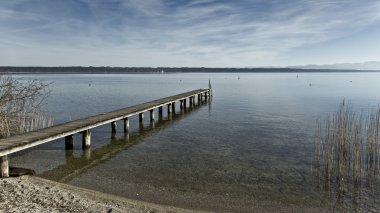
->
xmin=1 ymin=67 xmax=380 ymax=74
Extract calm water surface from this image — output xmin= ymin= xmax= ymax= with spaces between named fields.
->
xmin=11 ymin=72 xmax=380 ymax=212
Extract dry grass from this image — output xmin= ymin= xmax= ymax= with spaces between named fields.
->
xmin=314 ymin=100 xmax=380 ymax=208
xmin=0 ymin=75 xmax=51 ymax=138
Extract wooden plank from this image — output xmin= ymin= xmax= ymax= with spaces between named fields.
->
xmin=0 ymin=89 xmax=209 ymax=156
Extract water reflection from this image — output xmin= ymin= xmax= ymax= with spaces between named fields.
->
xmin=39 ymin=99 xmax=209 ymax=183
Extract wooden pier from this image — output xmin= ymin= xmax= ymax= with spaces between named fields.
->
xmin=0 ymin=88 xmax=210 ymax=178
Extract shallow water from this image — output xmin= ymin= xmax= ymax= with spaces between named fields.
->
xmin=10 ymin=72 xmax=380 ymax=212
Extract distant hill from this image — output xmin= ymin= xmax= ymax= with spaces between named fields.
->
xmin=289 ymin=61 xmax=380 ymax=71
xmin=0 ymin=66 xmax=379 ymax=74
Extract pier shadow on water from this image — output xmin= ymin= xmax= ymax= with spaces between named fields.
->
xmin=38 ymin=99 xmax=210 ymax=183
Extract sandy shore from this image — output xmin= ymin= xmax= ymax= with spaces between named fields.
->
xmin=0 ymin=176 xmax=205 ymax=213
xmin=0 ymin=175 xmax=331 ymax=213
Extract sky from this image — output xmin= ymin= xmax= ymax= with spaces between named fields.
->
xmin=1 ymin=0 xmax=380 ymax=67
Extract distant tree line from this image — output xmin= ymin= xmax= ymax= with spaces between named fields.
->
xmin=0 ymin=66 xmax=373 ymax=74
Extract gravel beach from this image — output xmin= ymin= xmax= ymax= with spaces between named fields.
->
xmin=0 ymin=176 xmax=204 ymax=213
xmin=0 ymin=175 xmax=331 ymax=213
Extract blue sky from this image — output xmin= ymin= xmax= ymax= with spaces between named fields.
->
xmin=1 ymin=0 xmax=380 ymax=67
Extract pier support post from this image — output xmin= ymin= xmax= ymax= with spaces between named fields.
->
xmin=189 ymin=97 xmax=193 ymax=106
xmin=139 ymin=113 xmax=144 ymax=122
xmin=167 ymin=103 xmax=172 ymax=114
xmin=65 ymin=135 xmax=74 ymax=150
xmin=150 ymin=109 xmax=155 ymax=121
xmin=172 ymin=102 xmax=175 ymax=112
xmin=205 ymin=91 xmax=208 ymax=100
xmin=184 ymin=99 xmax=187 ymax=109
xmin=209 ymin=79 xmax=212 ymax=97
xmin=180 ymin=100 xmax=183 ymax=110
xmin=0 ymin=155 xmax=9 ymax=178
xmin=159 ymin=106 xmax=163 ymax=115
xmin=82 ymin=129 xmax=91 ymax=149
xmin=123 ymin=117 xmax=129 ymax=133
xmin=111 ymin=121 xmax=117 ymax=133
xmin=198 ymin=94 xmax=201 ymax=104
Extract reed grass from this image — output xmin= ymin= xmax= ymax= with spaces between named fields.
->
xmin=0 ymin=75 xmax=51 ymax=138
xmin=314 ymin=100 xmax=380 ymax=201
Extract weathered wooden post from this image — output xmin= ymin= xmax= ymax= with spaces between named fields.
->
xmin=198 ymin=94 xmax=201 ymax=104
xmin=167 ymin=103 xmax=172 ymax=114
xmin=184 ymin=99 xmax=187 ymax=109
xmin=189 ymin=96 xmax=193 ymax=106
xmin=209 ymin=79 xmax=212 ymax=97
xmin=82 ymin=129 xmax=91 ymax=149
xmin=123 ymin=117 xmax=129 ymax=132
xmin=150 ymin=109 xmax=155 ymax=121
xmin=205 ymin=91 xmax=208 ymax=100
xmin=158 ymin=106 xmax=163 ymax=115
xmin=139 ymin=113 xmax=144 ymax=122
xmin=111 ymin=121 xmax=117 ymax=133
xmin=180 ymin=100 xmax=183 ymax=110
xmin=172 ymin=102 xmax=175 ymax=112
xmin=0 ymin=155 xmax=9 ymax=178
xmin=158 ymin=108 xmax=163 ymax=120
xmin=65 ymin=135 xmax=74 ymax=150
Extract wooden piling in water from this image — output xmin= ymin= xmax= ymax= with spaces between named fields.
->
xmin=139 ymin=113 xmax=144 ymax=122
xmin=111 ymin=121 xmax=117 ymax=133
xmin=167 ymin=103 xmax=172 ymax=114
xmin=150 ymin=109 xmax=155 ymax=121
xmin=172 ymin=102 xmax=175 ymax=112
xmin=65 ymin=135 xmax=74 ymax=150
xmin=82 ymin=129 xmax=91 ymax=149
xmin=0 ymin=155 xmax=9 ymax=178
xmin=180 ymin=100 xmax=183 ymax=110
xmin=123 ymin=117 xmax=129 ymax=132
xmin=159 ymin=106 xmax=163 ymax=115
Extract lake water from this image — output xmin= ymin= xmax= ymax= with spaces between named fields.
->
xmin=10 ymin=72 xmax=380 ymax=212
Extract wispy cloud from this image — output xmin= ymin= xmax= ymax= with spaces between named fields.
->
xmin=1 ymin=0 xmax=380 ymax=66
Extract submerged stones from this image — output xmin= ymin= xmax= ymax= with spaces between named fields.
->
xmin=9 ymin=167 xmax=36 ymax=177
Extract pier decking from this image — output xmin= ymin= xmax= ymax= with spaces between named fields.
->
xmin=0 ymin=88 xmax=210 ymax=178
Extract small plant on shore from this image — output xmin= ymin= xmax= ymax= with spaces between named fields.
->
xmin=0 ymin=75 xmax=51 ymax=138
